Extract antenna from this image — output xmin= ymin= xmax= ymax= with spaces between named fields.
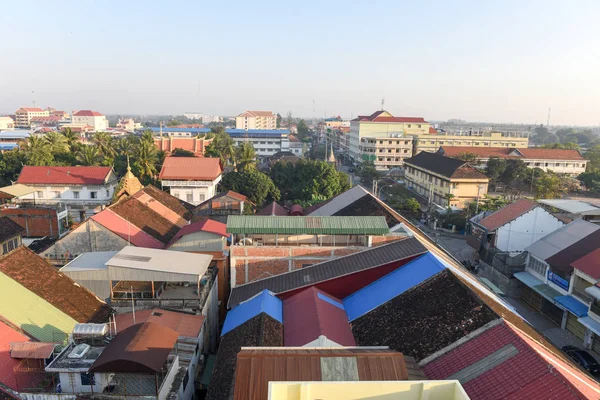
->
xmin=159 ymin=121 xmax=163 ymax=138
xmin=32 ymin=91 xmax=36 ymax=108
xmin=381 ymin=98 xmax=385 ymax=111
xmin=547 ymin=107 xmax=551 ymax=128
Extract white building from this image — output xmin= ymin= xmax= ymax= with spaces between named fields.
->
xmin=202 ymin=115 xmax=223 ymax=124
xmin=116 ymin=118 xmax=142 ymax=132
xmin=236 ymin=110 xmax=277 ymax=130
xmin=0 ymin=116 xmax=15 ymax=130
xmin=72 ymin=110 xmax=109 ymax=131
xmin=470 ymin=199 xmax=564 ymax=254
xmin=158 ymin=156 xmax=223 ymax=205
xmin=16 ymin=165 xmax=119 ymax=221
xmin=15 ymin=107 xmax=49 ymax=128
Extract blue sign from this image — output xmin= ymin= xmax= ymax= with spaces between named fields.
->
xmin=548 ymin=271 xmax=569 ymax=291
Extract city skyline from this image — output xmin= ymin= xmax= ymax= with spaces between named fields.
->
xmin=1 ymin=1 xmax=599 ymax=126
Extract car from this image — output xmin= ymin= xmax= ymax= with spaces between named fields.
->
xmin=348 ymin=167 xmax=355 ymax=173
xmin=562 ymin=345 xmax=600 ymax=374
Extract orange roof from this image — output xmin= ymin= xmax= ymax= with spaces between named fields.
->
xmin=158 ymin=156 xmax=223 ymax=181
xmin=237 ymin=110 xmax=275 ymax=118
xmin=476 ymin=199 xmax=539 ymax=231
xmin=73 ymin=110 xmax=103 ymax=117
xmin=114 ymin=309 xmax=204 ymax=338
xmin=17 ymin=107 xmax=44 ymax=112
xmin=440 ymin=146 xmax=586 ymax=161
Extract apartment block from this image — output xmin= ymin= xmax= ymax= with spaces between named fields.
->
xmin=411 ymin=131 xmax=529 ymax=154
xmin=15 ymin=107 xmax=49 ymax=128
xmin=236 ymin=110 xmax=276 ymax=130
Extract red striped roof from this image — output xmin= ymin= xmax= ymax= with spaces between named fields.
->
xmin=73 ymin=110 xmax=104 ymax=117
xmin=17 ymin=166 xmax=112 ymax=185
xmin=476 ymin=199 xmax=539 ymax=231
xmin=158 ymin=157 xmax=223 ymax=181
xmin=0 ymin=321 xmax=32 ymax=391
xmin=440 ymin=146 xmax=586 ymax=161
xmin=353 ymin=110 xmax=427 ymax=123
xmin=91 ymin=209 xmax=164 ymax=248
xmin=167 ymin=219 xmax=229 ymax=248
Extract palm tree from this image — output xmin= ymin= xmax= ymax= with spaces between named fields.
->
xmin=92 ymin=132 xmax=116 ymax=160
xmin=134 ymin=139 xmax=159 ymax=181
xmin=61 ymin=128 xmax=79 ymax=151
xmin=140 ymin=130 xmax=154 ymax=143
xmin=76 ymin=145 xmax=101 ymax=166
xmin=236 ymin=142 xmax=257 ymax=171
xmin=25 ymin=136 xmax=53 ymax=166
xmin=118 ymin=136 xmax=137 ymax=158
xmin=44 ymin=131 xmax=69 ymax=153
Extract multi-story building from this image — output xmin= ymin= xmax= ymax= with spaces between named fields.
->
xmin=236 ymin=110 xmax=276 ymax=130
xmin=404 ymin=151 xmax=489 ymax=209
xmin=349 ymin=110 xmax=428 ymax=170
xmin=438 ymin=146 xmax=588 ymax=176
xmin=16 ymin=166 xmax=119 ymax=221
xmin=15 ymin=107 xmax=49 ymax=128
xmin=411 ymin=131 xmax=529 ymax=154
xmin=116 ymin=118 xmax=142 ymax=132
xmin=159 ymin=156 xmax=223 ymax=205
xmin=71 ymin=110 xmax=108 ymax=131
xmin=0 ymin=116 xmax=15 ymax=130
xmin=202 ymin=115 xmax=223 ymax=124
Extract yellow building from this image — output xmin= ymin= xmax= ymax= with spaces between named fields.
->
xmin=236 ymin=110 xmax=277 ymax=130
xmin=404 ymin=151 xmax=489 ymax=209
xmin=15 ymin=107 xmax=49 ymax=128
xmin=410 ymin=131 xmax=529 ymax=154
xmin=349 ymin=110 xmax=430 ymax=170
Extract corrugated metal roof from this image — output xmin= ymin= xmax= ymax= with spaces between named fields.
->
xmin=524 ymin=219 xmax=600 ymax=261
xmin=221 ymin=290 xmax=283 ymax=336
xmin=226 ymin=216 xmax=389 ymax=235
xmin=538 ymin=199 xmax=600 ymax=214
xmin=228 ymin=237 xmax=427 ymax=308
xmin=60 ymin=251 xmax=116 ymax=272
xmin=476 ymin=199 xmax=539 ymax=231
xmin=343 ymin=252 xmax=446 ymax=321
xmin=0 ymin=183 xmax=36 ymax=198
xmin=10 ymin=342 xmax=56 ymax=359
xmin=308 ymin=185 xmax=370 ymax=216
xmin=106 ymin=246 xmax=213 ymax=276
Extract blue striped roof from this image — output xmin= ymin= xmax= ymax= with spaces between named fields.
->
xmin=221 ymin=289 xmax=282 ymax=336
xmin=0 ymin=131 xmax=30 ymax=139
xmin=0 ymin=142 xmax=18 ymax=150
xmin=554 ymin=295 xmax=588 ymax=317
xmin=149 ymin=127 xmax=289 ymax=137
xmin=343 ymin=252 xmax=446 ymax=321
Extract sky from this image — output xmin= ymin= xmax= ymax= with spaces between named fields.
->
xmin=1 ymin=1 xmax=599 ymax=126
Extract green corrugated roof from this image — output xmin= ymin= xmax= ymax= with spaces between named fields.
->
xmin=226 ymin=216 xmax=389 ymax=235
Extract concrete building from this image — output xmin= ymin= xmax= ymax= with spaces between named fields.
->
xmin=0 ymin=116 xmax=15 ymax=130
xmin=0 ymin=215 xmax=24 ymax=256
xmin=71 ymin=110 xmax=108 ymax=131
xmin=439 ymin=146 xmax=588 ymax=176
xmin=236 ymin=110 xmax=276 ymax=130
xmin=15 ymin=107 xmax=49 ymax=128
xmin=411 ymin=131 xmax=529 ymax=154
xmin=349 ymin=110 xmax=426 ymax=170
xmin=404 ymin=151 xmax=489 ymax=209
xmin=116 ymin=118 xmax=142 ymax=132
xmin=159 ymin=157 xmax=223 ymax=206
xmin=194 ymin=191 xmax=252 ymax=223
xmin=15 ymin=166 xmax=119 ymax=222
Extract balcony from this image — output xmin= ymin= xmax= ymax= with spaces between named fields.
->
xmin=573 ymin=287 xmax=594 ymax=305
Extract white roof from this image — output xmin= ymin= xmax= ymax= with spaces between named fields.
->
xmin=60 ymin=251 xmax=117 ymax=272
xmin=525 ymin=219 xmax=600 ymax=261
xmin=308 ymin=185 xmax=370 ymax=216
xmin=538 ymin=199 xmax=600 ymax=214
xmin=0 ymin=183 xmax=36 ymax=198
xmin=105 ymin=246 xmax=213 ymax=276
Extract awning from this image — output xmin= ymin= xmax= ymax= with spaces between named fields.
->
xmin=585 ymin=285 xmax=600 ymax=300
xmin=514 ymin=271 xmax=543 ymax=288
xmin=514 ymin=271 xmax=562 ymax=302
xmin=10 ymin=342 xmax=56 ymax=359
xmin=554 ymin=295 xmax=588 ymax=317
xmin=199 ymin=354 xmax=216 ymax=386
xmin=0 ymin=184 xmax=35 ymax=198
xmin=533 ymin=284 xmax=562 ymax=303
xmin=579 ymin=316 xmax=600 ymax=336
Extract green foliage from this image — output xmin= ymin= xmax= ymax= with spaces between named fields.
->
xmin=133 ymin=135 xmax=160 ymax=183
xmin=205 ymin=128 xmax=236 ymax=166
xmin=399 ymin=197 xmax=421 ymax=215
xmin=44 ymin=131 xmax=69 ymax=153
xmin=76 ymin=146 xmax=101 ymax=166
xmin=456 ymin=152 xmax=479 ymax=164
xmin=276 ymin=113 xmax=282 ymax=128
xmin=532 ymin=125 xmax=558 ymax=145
xmin=0 ymin=150 xmax=27 ymax=185
xmin=533 ymin=172 xmax=569 ymax=199
xmin=584 ymin=145 xmax=600 ymax=172
xmin=485 ymin=157 xmax=507 ymax=181
xmin=292 ymin=194 xmax=328 ymax=208
xmin=235 ymin=142 xmax=257 ymax=171
xmin=296 ymin=119 xmax=310 ymax=140
xmin=170 ymin=148 xmax=196 ymax=157
xmin=269 ymin=159 xmax=350 ymax=202
xmin=220 ymin=169 xmax=280 ymax=206
xmin=166 ymin=119 xmax=182 ymax=126
xmin=466 ymin=195 xmax=509 ymax=215
xmin=24 ymin=136 xmax=54 ymax=166
xmin=357 ymin=161 xmax=383 ymax=184
xmin=540 ymin=142 xmax=580 ymax=150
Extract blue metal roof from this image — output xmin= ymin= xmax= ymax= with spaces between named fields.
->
xmin=0 ymin=142 xmax=18 ymax=150
xmin=554 ymin=295 xmax=588 ymax=317
xmin=221 ymin=289 xmax=282 ymax=336
xmin=514 ymin=271 xmax=544 ymax=288
xmin=149 ymin=127 xmax=289 ymax=137
xmin=0 ymin=131 xmax=30 ymax=139
xmin=343 ymin=252 xmax=446 ymax=322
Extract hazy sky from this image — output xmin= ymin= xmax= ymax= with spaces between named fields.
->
xmin=1 ymin=1 xmax=599 ymax=125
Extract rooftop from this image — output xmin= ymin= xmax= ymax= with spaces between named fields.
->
xmin=233 ymin=347 xmax=424 ymax=400
xmin=226 ymin=215 xmax=390 ymax=235
xmin=60 ymin=251 xmax=116 ymax=272
xmin=221 ymin=290 xmax=283 ymax=337
xmin=17 ymin=166 xmax=113 ymax=185
xmin=404 ymin=151 xmax=489 ymax=180
xmin=167 ymin=219 xmax=228 ymax=248
xmin=352 ymin=110 xmax=428 ymax=124
xmin=538 ymin=199 xmax=600 ymax=215
xmin=46 ymin=341 xmax=105 ymax=372
xmin=73 ymin=110 xmax=104 ymax=117
xmin=228 ymin=237 xmax=427 ymax=308
xmin=545 ymin=229 xmax=600 ymax=274
xmin=237 ymin=110 xmax=275 ymax=118
xmin=255 ymin=201 xmax=288 ymax=216
xmin=571 ymin=248 xmax=600 ymax=279
xmin=159 ymin=156 xmax=223 ymax=181
xmin=0 ymin=320 xmax=33 ymax=391
xmin=475 ymin=199 xmax=540 ymax=231
xmin=439 ymin=146 xmax=586 ymax=161
xmin=114 ymin=309 xmax=204 ymax=338
xmin=106 ymin=246 xmax=213 ymax=277
xmin=0 ymin=183 xmax=36 ymax=198
xmin=524 ymin=219 xmax=600 ymax=261
xmin=0 ymin=215 xmax=25 ymax=243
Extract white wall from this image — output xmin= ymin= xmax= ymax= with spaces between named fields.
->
xmin=495 ymin=207 xmax=564 ymax=253
xmin=58 ymin=372 xmax=112 ymax=394
xmin=170 ymin=185 xmax=216 ymax=206
xmin=200 ymin=276 xmax=219 ymax=353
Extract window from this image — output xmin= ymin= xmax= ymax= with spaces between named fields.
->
xmin=36 ymin=191 xmax=44 ymax=198
xmin=106 ymin=189 xmax=110 ymax=197
xmin=186 ymin=193 xmax=193 ymax=202
xmin=7 ymin=240 xmax=15 ymax=252
xmin=2 ymin=243 xmax=7 ymax=254
xmin=90 ymin=191 xmax=97 ymax=199
xmin=199 ymin=194 xmax=205 ymax=202
xmin=73 ymin=191 xmax=80 ymax=199
xmin=53 ymin=191 xmax=61 ymax=199
xmin=452 ymin=183 xmax=458 ymax=189
xmin=418 ymin=124 xmax=422 ymax=128
xmin=528 ymin=256 xmax=547 ymax=278
xmin=80 ymin=372 xmax=95 ymax=386
xmin=407 ymin=124 xmax=412 ymax=128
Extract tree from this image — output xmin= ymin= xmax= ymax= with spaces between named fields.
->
xmin=402 ymin=198 xmax=421 ymax=215
xmin=24 ymin=136 xmax=54 ymax=166
xmin=357 ymin=161 xmax=383 ymax=185
xmin=466 ymin=195 xmax=508 ymax=215
xmin=61 ymin=128 xmax=79 ymax=151
xmin=167 ymin=119 xmax=182 ymax=126
xmin=220 ymin=169 xmax=280 ymax=206
xmin=75 ymin=145 xmax=101 ymax=166
xmin=541 ymin=142 xmax=580 ymax=150
xmin=171 ymin=148 xmax=196 ymax=157
xmin=205 ymin=129 xmax=236 ymax=166
xmin=534 ymin=173 xmax=568 ymax=199
xmin=297 ymin=119 xmax=309 ymax=140
xmin=276 ymin=113 xmax=282 ymax=128
xmin=0 ymin=150 xmax=27 ymax=185
xmin=133 ymin=136 xmax=159 ymax=182
xmin=532 ymin=124 xmax=558 ymax=145
xmin=578 ymin=171 xmax=600 ymax=192
xmin=235 ymin=142 xmax=257 ymax=171
xmin=92 ymin=132 xmax=116 ymax=165
xmin=456 ymin=152 xmax=479 ymax=164
xmin=44 ymin=131 xmax=69 ymax=153
xmin=584 ymin=145 xmax=600 ymax=172
xmin=485 ymin=157 xmax=507 ymax=181
xmin=499 ymin=159 xmax=529 ymax=185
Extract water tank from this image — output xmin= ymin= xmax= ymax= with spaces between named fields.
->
xmin=73 ymin=323 xmax=109 ymax=341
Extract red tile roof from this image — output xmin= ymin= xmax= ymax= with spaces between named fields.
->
xmin=256 ymin=201 xmax=288 ymax=216
xmin=17 ymin=108 xmax=44 ymax=112
xmin=283 ymin=287 xmax=355 ymax=347
xmin=476 ymin=199 xmax=539 ymax=231
xmin=167 ymin=219 xmax=229 ymax=248
xmin=353 ymin=111 xmax=427 ymax=123
xmin=114 ymin=309 xmax=204 ymax=338
xmin=237 ymin=110 xmax=275 ymax=118
xmin=0 ymin=320 xmax=32 ymax=391
xmin=17 ymin=166 xmax=113 ymax=185
xmin=91 ymin=209 xmax=165 ymax=248
xmin=225 ymin=190 xmax=248 ymax=202
xmin=429 ymin=127 xmax=438 ymax=134
xmin=423 ymin=322 xmax=586 ymax=400
xmin=570 ymin=248 xmax=600 ymax=279
xmin=440 ymin=146 xmax=586 ymax=161
xmin=158 ymin=157 xmax=223 ymax=181
xmin=73 ymin=110 xmax=104 ymax=117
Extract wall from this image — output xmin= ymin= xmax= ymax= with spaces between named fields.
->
xmin=168 ymin=231 xmax=226 ymax=253
xmin=412 ymin=134 xmax=529 ymax=153
xmin=158 ymin=356 xmax=180 ymax=400
xmin=200 ymin=276 xmax=219 ymax=353
xmin=1 ymin=207 xmax=61 ymax=237
xmin=43 ymin=220 xmax=129 ymax=263
xmin=58 ymin=372 xmax=111 ymax=394
xmin=495 ymin=208 xmax=564 ymax=253
xmin=169 ymin=185 xmax=216 ymax=206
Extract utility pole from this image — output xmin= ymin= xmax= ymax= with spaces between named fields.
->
xmin=475 ymin=185 xmax=483 ymax=214
xmin=529 ymin=167 xmax=535 ymax=195
xmin=547 ymin=107 xmax=551 ymax=128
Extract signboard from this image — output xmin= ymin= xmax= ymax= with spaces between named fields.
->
xmin=548 ymin=270 xmax=569 ymax=291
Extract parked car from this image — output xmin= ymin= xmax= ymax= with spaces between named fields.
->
xmin=562 ymin=345 xmax=600 ymax=374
